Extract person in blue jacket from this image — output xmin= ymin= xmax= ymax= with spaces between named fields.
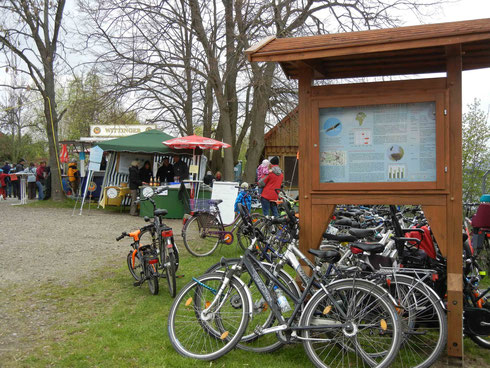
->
xmin=234 ymin=182 xmax=251 ymax=214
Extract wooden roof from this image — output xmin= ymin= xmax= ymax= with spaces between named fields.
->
xmin=245 ymin=18 xmax=490 ymax=79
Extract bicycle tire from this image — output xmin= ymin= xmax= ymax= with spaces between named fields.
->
xmin=168 ymin=273 xmax=250 ymax=360
xmin=387 ymin=274 xmax=447 ymax=368
xmin=236 ymin=213 xmax=265 ymax=251
xmin=165 ymin=249 xmax=177 ymax=298
xmin=300 ymin=278 xmax=401 ymax=368
xmin=127 ymin=251 xmax=143 ymax=281
xmin=148 ymin=263 xmax=159 ymax=295
xmin=182 ymin=213 xmax=222 ymax=257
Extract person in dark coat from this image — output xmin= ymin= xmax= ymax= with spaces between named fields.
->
xmin=172 ymin=155 xmax=189 ymax=182
xmin=13 ymin=159 xmax=25 ymax=199
xmin=203 ymin=171 xmax=214 ymax=186
xmin=139 ymin=160 xmax=153 ymax=184
xmin=129 ymin=161 xmax=143 ymax=216
xmin=156 ymin=158 xmax=174 ymax=184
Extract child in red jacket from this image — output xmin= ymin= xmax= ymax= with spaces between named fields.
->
xmin=0 ymin=169 xmax=8 ymax=199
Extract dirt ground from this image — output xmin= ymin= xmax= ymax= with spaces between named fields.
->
xmin=0 ymin=197 xmax=183 ymax=362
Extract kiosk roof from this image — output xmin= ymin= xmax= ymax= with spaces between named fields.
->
xmin=245 ymin=18 xmax=490 ymax=79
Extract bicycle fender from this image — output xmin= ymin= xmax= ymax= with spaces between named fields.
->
xmin=131 ymin=249 xmax=138 ymax=268
xmin=390 ymin=274 xmax=446 ymax=310
xmin=214 ymin=270 xmax=254 ymax=320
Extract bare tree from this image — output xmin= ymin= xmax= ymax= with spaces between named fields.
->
xmin=0 ymin=0 xmax=67 ymax=200
xmin=79 ymin=0 xmax=444 ymax=181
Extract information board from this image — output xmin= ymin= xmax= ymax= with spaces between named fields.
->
xmin=319 ymin=102 xmax=436 ymax=183
xmin=211 ymin=181 xmax=239 ymax=224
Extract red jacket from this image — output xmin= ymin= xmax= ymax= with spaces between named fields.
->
xmin=259 ymin=165 xmax=283 ymax=201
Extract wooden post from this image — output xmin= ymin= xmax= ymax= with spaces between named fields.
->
xmin=445 ymin=44 xmax=463 ymax=359
xmin=298 ymin=68 xmax=313 ymax=256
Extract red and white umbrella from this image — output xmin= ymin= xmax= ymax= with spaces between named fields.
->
xmin=163 ymin=135 xmax=231 ymax=150
xmin=59 ymin=144 xmax=69 ymax=163
xmin=163 ymin=135 xmax=231 ymax=198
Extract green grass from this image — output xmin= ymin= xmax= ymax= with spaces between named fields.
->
xmin=9 ymin=241 xmax=490 ymax=367
xmin=13 ymin=244 xmax=309 ymax=368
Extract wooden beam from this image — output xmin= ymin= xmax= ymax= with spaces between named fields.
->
xmin=244 ymin=36 xmax=276 ymax=61
xmin=298 ymin=68 xmax=313 ymax=258
xmin=445 ymin=43 xmax=464 ymax=359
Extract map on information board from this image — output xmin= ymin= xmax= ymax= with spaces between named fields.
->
xmin=319 ymin=102 xmax=436 ymax=183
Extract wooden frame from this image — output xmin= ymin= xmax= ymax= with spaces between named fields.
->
xmin=245 ymin=19 xmax=490 ymax=361
xmin=310 ymin=91 xmax=446 ymax=191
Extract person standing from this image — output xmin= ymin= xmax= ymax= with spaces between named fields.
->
xmin=156 ymin=158 xmax=174 ymax=184
xmin=203 ymin=171 xmax=214 ymax=186
xmin=67 ymin=160 xmax=80 ymax=197
xmin=26 ymin=163 xmax=37 ymax=199
xmin=129 ymin=160 xmax=143 ymax=216
xmin=36 ymin=161 xmax=47 ymax=200
xmin=0 ymin=169 xmax=7 ymax=200
xmin=258 ymin=156 xmax=283 ymax=217
xmin=2 ymin=162 xmax=12 ymax=197
xmin=139 ymin=160 xmax=153 ymax=184
xmin=13 ymin=159 xmax=25 ymax=199
xmin=172 ymin=155 xmax=189 ymax=182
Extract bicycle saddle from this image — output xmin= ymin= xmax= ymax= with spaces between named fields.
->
xmin=208 ymin=199 xmax=223 ymax=206
xmin=348 ymin=228 xmax=376 ymax=239
xmin=154 ymin=209 xmax=168 ymax=217
xmin=323 ymin=233 xmax=357 ymax=243
xmin=350 ymin=242 xmax=385 ymax=254
xmin=308 ymin=249 xmax=341 ymax=264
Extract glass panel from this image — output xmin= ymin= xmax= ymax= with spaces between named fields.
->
xmin=319 ymin=102 xmax=436 ymax=183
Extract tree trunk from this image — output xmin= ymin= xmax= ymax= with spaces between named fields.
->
xmin=243 ymin=63 xmax=276 ymax=183
xmin=44 ymin=72 xmax=63 ymax=201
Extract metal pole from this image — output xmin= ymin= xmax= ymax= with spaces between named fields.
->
xmin=482 ymin=169 xmax=490 ymax=195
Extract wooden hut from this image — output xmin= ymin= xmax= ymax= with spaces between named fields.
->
xmin=264 ymin=107 xmax=299 ymax=187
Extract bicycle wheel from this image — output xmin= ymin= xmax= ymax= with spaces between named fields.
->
xmin=165 ymin=248 xmax=177 ymax=298
xmin=148 ymin=263 xmax=159 ymax=295
xmin=168 ymin=273 xmax=250 ymax=360
xmin=127 ymin=251 xmax=143 ymax=281
xmin=467 ymin=297 xmax=490 ymax=349
xmin=236 ymin=213 xmax=265 ymax=251
xmin=300 ymin=279 xmax=401 ymax=368
xmin=206 ymin=258 xmax=301 ymax=353
xmin=182 ymin=213 xmax=222 ymax=257
xmin=387 ymin=275 xmax=447 ymax=368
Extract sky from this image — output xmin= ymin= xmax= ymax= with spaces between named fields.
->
xmin=415 ymin=0 xmax=490 ymax=113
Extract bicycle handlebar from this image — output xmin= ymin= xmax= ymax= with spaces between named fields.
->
xmin=116 ymin=232 xmax=128 ymax=241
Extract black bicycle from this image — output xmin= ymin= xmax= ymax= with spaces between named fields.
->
xmin=168 ymin=204 xmax=402 ymax=367
xmin=118 ymin=186 xmax=180 ymax=297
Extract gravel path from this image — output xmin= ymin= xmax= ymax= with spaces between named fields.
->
xmin=0 ymin=198 xmax=183 ymax=363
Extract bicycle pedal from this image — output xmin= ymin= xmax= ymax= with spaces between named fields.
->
xmin=133 ymin=280 xmax=143 ymax=287
xmin=158 ymin=274 xmax=167 ymax=278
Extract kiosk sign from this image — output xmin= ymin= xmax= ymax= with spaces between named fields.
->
xmin=319 ymin=102 xmax=436 ymax=183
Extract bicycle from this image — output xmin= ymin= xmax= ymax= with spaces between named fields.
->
xmin=117 ymin=229 xmax=161 ymax=295
xmin=118 ymin=186 xmax=180 ymax=297
xmin=181 ymin=193 xmax=263 ymax=257
xmin=168 ymin=204 xmax=402 ymax=367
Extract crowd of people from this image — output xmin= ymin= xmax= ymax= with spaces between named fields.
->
xmin=128 ymin=155 xmax=193 ymax=216
xmin=0 ymin=159 xmax=50 ymax=200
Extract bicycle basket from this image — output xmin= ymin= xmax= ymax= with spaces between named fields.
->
xmin=190 ymin=199 xmax=216 ymax=213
